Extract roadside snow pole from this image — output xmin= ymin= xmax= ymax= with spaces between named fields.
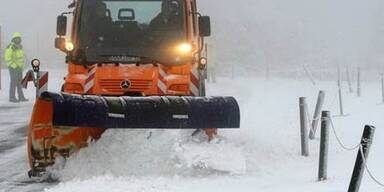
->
xmin=206 ymin=44 xmax=210 ymax=84
xmin=299 ymin=97 xmax=309 ymax=157
xmin=0 ymin=25 xmax=2 ymax=90
xmin=348 ymin=125 xmax=375 ymax=192
xmin=309 ymin=90 xmax=325 ymax=139
xmin=211 ymin=64 xmax=217 ymax=84
xmin=381 ymin=73 xmax=384 ymax=104
xmin=337 ymin=67 xmax=344 ymax=116
xmin=318 ymin=111 xmax=330 ymax=181
xmin=346 ymin=65 xmax=353 ymax=93
xmin=205 ymin=44 xmax=216 ymax=84
xmin=357 ymin=67 xmax=361 ymax=97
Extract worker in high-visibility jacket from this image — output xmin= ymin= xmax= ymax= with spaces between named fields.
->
xmin=4 ymin=32 xmax=28 ymax=102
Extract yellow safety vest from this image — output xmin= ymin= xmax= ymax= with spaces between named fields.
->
xmin=4 ymin=44 xmax=25 ymax=69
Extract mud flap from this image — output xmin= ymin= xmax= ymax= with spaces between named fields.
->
xmin=40 ymin=92 xmax=240 ymax=129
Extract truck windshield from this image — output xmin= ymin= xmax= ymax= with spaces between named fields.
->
xmin=77 ymin=0 xmax=186 ymax=64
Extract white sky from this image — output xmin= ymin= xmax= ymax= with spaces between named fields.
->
xmin=1 ymin=0 xmax=383 ymax=74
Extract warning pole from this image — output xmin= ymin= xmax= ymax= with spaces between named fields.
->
xmin=0 ymin=25 xmax=2 ymax=90
xmin=348 ymin=125 xmax=375 ymax=192
xmin=318 ymin=111 xmax=330 ymax=181
xmin=299 ymin=97 xmax=309 ymax=157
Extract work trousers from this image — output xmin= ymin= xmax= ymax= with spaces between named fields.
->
xmin=9 ymin=68 xmax=25 ymax=100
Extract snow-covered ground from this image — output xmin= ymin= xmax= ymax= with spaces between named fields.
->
xmin=1 ymin=68 xmax=384 ymax=192
xmin=1 ymin=0 xmax=384 ymax=191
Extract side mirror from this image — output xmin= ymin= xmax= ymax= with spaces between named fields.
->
xmin=57 ymin=15 xmax=68 ymax=36
xmin=55 ymin=37 xmax=66 ymax=52
xmin=198 ymin=16 xmax=211 ymax=37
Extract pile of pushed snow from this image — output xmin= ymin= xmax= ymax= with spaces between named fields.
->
xmin=173 ymin=138 xmax=246 ymax=175
xmin=51 ymin=129 xmax=246 ymax=181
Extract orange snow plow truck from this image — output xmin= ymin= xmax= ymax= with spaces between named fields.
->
xmin=27 ymin=0 xmax=240 ymax=177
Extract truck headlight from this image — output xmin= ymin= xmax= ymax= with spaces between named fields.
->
xmin=65 ymin=42 xmax=74 ymax=51
xmin=176 ymin=43 xmax=193 ymax=54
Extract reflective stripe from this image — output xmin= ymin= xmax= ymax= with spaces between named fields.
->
xmin=84 ymin=67 xmax=97 ymax=93
xmin=158 ymin=80 xmax=167 ymax=94
xmin=5 ymin=47 xmax=25 ymax=69
xmin=189 ymin=65 xmax=200 ymax=96
xmin=189 ymin=82 xmax=199 ymax=96
xmin=21 ymin=70 xmax=35 ymax=88
xmin=158 ymin=68 xmax=167 ymax=94
xmin=159 ymin=67 xmax=167 ymax=78
xmin=37 ymin=72 xmax=49 ymax=97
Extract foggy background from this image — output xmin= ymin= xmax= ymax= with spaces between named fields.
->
xmin=1 ymin=0 xmax=384 ymax=79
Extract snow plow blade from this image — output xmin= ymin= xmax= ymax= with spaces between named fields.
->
xmin=41 ymin=92 xmax=240 ymax=129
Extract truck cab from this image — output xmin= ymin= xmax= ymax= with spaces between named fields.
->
xmin=55 ymin=0 xmax=211 ymax=97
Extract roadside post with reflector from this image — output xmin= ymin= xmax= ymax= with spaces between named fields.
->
xmin=31 ymin=59 xmax=40 ymax=72
xmin=21 ymin=59 xmax=49 ymax=98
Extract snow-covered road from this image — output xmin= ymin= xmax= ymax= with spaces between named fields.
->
xmin=1 ymin=69 xmax=384 ymax=192
xmin=0 ymin=69 xmax=62 ymax=192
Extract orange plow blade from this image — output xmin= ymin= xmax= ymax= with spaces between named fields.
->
xmin=27 ymin=98 xmax=104 ymax=177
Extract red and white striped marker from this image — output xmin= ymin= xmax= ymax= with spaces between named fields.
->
xmin=21 ymin=70 xmax=49 ymax=97
xmin=37 ymin=71 xmax=48 ymax=97
xmin=158 ymin=67 xmax=167 ymax=95
xmin=189 ymin=65 xmax=200 ymax=96
xmin=84 ymin=66 xmax=96 ymax=93
xmin=21 ymin=70 xmax=35 ymax=89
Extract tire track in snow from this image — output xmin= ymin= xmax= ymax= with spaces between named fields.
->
xmin=0 ymin=125 xmax=27 ymax=154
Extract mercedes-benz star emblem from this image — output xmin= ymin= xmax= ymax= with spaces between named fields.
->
xmin=120 ymin=80 xmax=131 ymax=90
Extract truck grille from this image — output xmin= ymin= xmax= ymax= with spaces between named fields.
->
xmin=99 ymin=79 xmax=153 ymax=93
